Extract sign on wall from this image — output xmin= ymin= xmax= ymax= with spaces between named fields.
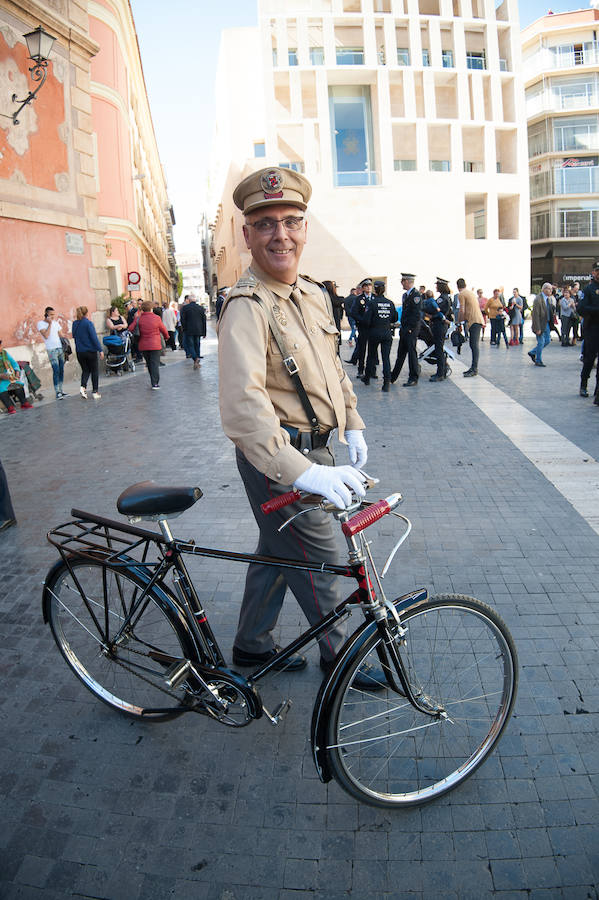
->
xmin=127 ymin=271 xmax=141 ymax=292
xmin=65 ymin=233 xmax=85 ymax=254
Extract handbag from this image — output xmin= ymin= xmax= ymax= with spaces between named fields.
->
xmin=60 ymin=337 xmax=72 ymax=361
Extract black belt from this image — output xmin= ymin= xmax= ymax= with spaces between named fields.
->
xmin=282 ymin=424 xmax=331 ymax=452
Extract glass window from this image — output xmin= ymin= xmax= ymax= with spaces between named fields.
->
xmin=288 ymin=49 xmax=298 ymax=66
xmin=394 ymin=159 xmax=416 ymax=171
xmin=272 ymin=48 xmax=278 ymax=67
xmin=466 ymin=52 xmax=486 ymax=70
xmin=553 ymin=80 xmax=595 ymax=110
xmin=473 ymin=208 xmax=486 ymax=238
xmin=422 ymin=49 xmax=431 ymax=67
xmin=279 ymin=161 xmax=306 ymax=173
xmin=336 ymin=48 xmax=364 ymax=65
xmin=531 ymin=211 xmax=550 ymax=240
xmin=553 ymin=115 xmax=599 ymax=152
xmin=310 ymin=47 xmax=324 ymax=65
xmin=442 ymin=50 xmax=454 ymax=68
xmin=430 ymin=160 xmax=450 ymax=171
xmin=329 ymin=85 xmax=377 ymax=186
xmin=397 ymin=48 xmax=410 ymax=66
xmin=528 ymin=121 xmax=549 ymax=157
xmin=554 ymin=161 xmax=599 ymax=194
xmin=254 ymin=142 xmax=266 ymax=158
xmin=559 ymin=207 xmax=599 ymax=237
xmin=464 ymin=161 xmax=483 ymax=172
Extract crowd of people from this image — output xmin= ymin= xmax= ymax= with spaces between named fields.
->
xmin=313 ymin=268 xmax=599 ymax=403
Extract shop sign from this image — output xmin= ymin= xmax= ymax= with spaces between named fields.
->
xmin=560 ymin=157 xmax=598 ymax=168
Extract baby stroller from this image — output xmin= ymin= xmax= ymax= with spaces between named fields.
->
xmin=103 ymin=332 xmax=135 ymax=377
xmin=416 ymin=320 xmax=452 ymax=376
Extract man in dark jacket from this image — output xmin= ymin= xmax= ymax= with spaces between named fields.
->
xmin=362 ymin=281 xmax=398 ymax=391
xmin=347 ymin=279 xmax=373 ymax=377
xmin=579 ymin=261 xmax=599 ymax=402
xmin=180 ymin=294 xmax=207 ymax=369
xmin=390 ymin=273 xmax=421 ymax=386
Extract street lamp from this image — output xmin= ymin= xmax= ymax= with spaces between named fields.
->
xmin=12 ymin=25 xmax=57 ymax=125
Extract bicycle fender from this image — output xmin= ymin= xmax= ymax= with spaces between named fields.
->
xmin=42 ymin=554 xmax=198 ymax=655
xmin=310 ymin=589 xmax=428 ymax=783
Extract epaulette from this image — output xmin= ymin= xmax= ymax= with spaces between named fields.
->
xmin=227 ymin=274 xmax=258 ymax=300
xmin=300 ymin=274 xmax=324 ymax=289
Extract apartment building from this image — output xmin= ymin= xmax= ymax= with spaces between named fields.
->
xmin=208 ymin=0 xmax=530 ymax=299
xmin=523 ymin=6 xmax=599 ymax=290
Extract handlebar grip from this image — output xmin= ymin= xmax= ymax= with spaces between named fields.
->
xmin=342 ymin=499 xmax=391 ymax=537
xmin=261 ymin=490 xmax=301 ymax=515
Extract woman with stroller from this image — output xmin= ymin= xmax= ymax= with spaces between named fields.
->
xmin=129 ymin=300 xmax=169 ymax=390
xmin=72 ymin=307 xmax=104 ymax=400
xmin=105 ymin=306 xmax=128 ymax=337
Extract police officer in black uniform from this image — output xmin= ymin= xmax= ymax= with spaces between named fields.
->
xmin=579 ymin=261 xmax=599 ymax=403
xmin=390 ymin=273 xmax=421 ymax=386
xmin=423 ymin=278 xmax=452 ymax=381
xmin=361 ymin=280 xmax=398 ymax=392
xmin=348 ymin=278 xmax=373 ymax=377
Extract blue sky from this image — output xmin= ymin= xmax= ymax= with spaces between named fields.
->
xmin=130 ymin=0 xmax=590 ymax=254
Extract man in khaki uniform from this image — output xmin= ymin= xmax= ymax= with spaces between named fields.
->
xmin=218 ymin=166 xmax=381 ymax=688
xmin=457 ymin=277 xmax=484 ymax=377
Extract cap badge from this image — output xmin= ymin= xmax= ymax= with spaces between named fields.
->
xmin=261 ymin=170 xmax=284 ymax=198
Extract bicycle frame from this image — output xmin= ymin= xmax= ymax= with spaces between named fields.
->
xmin=45 ymin=502 xmax=433 ymax=720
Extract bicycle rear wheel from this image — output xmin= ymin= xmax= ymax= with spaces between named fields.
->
xmin=46 ymin=558 xmax=194 ymax=720
xmin=326 ymin=594 xmax=518 ymax=807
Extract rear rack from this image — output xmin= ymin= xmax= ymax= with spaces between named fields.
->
xmin=47 ymin=510 xmax=166 ymax=571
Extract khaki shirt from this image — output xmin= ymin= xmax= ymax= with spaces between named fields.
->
xmin=458 ymin=288 xmax=484 ymax=327
xmin=217 ymin=264 xmax=364 ymax=485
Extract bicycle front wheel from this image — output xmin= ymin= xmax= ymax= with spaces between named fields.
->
xmin=326 ymin=594 xmax=518 ymax=808
xmin=46 ymin=558 xmax=194 ymax=720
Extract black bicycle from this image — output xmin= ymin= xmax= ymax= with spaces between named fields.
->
xmin=43 ymin=478 xmax=518 ymax=808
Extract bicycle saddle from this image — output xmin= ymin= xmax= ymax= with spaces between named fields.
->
xmin=117 ymin=481 xmax=202 ymax=519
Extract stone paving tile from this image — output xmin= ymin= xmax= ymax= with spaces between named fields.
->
xmin=0 ymin=326 xmax=598 ymax=897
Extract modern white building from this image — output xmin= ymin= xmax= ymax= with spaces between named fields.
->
xmin=522 ymin=6 xmax=599 ymax=290
xmin=176 ymin=253 xmax=206 ymax=300
xmin=207 ymin=0 xmax=530 ymax=298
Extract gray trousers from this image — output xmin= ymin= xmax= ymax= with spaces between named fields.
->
xmin=234 ymin=446 xmax=347 ymax=663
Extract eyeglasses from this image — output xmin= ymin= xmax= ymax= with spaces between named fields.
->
xmin=246 ymin=216 xmax=305 ymax=235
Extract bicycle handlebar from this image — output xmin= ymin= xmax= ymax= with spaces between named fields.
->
xmin=342 ymin=498 xmax=395 ymax=536
xmin=261 ymin=490 xmax=301 ymax=515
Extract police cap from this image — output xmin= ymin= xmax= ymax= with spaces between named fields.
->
xmin=373 ymin=280 xmax=385 ymax=289
xmin=233 ymin=166 xmax=312 ymax=216
xmin=592 ymin=261 xmax=599 ymax=270
xmin=360 ymin=278 xmax=373 ymax=287
xmin=401 ymin=272 xmax=415 ymax=280
xmin=436 ymin=276 xmax=449 ymax=287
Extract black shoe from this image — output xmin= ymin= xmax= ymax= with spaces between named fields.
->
xmin=534 ymin=361 xmax=546 ymax=367
xmin=463 ymin=369 xmax=478 ymax=377
xmin=580 ymin=386 xmax=589 ymax=397
xmin=232 ymin=645 xmax=307 ymax=671
xmin=159 ymin=362 xmax=166 ymax=367
xmin=361 ymin=376 xmax=370 ymax=385
xmin=528 ymin=350 xmax=536 ymax=362
xmin=0 ymin=518 xmax=16 ymax=532
xmin=320 ymin=658 xmax=386 ymax=692
xmin=594 ymin=396 xmax=599 ymax=406
xmin=382 ymin=381 xmax=389 ymax=392
xmin=429 ymin=374 xmax=444 ymax=382
xmin=357 ymin=370 xmax=364 ymax=378
xmin=389 ymin=370 xmax=399 ymax=384
xmin=372 ymin=375 xmax=378 ymax=379
xmin=345 ymin=358 xmax=357 ymax=365
xmin=403 ymin=378 xmax=417 ymax=386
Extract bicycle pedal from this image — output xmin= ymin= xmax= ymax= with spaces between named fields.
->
xmin=264 ymin=698 xmax=292 ymax=725
xmin=164 ymin=659 xmax=192 ymax=689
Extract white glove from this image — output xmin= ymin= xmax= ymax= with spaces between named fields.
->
xmin=294 ymin=464 xmax=366 ymax=510
xmin=346 ymin=430 xmax=368 ymax=469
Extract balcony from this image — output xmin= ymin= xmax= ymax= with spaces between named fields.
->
xmin=336 ymin=48 xmax=364 ymax=65
xmin=524 ymin=43 xmax=599 ymax=79
xmin=466 ymin=53 xmax=486 ymax=70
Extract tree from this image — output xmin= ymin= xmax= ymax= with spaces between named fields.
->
xmin=176 ymin=269 xmax=183 ymax=299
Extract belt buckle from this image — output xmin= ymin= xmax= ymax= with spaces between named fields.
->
xmin=283 ymin=356 xmax=299 ymax=376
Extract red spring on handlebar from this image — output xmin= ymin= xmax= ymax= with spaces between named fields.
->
xmin=261 ymin=490 xmax=301 ymax=515
xmin=342 ymin=499 xmax=391 ymax=537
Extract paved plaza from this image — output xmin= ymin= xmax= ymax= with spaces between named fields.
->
xmin=0 ymin=326 xmax=598 ymax=899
